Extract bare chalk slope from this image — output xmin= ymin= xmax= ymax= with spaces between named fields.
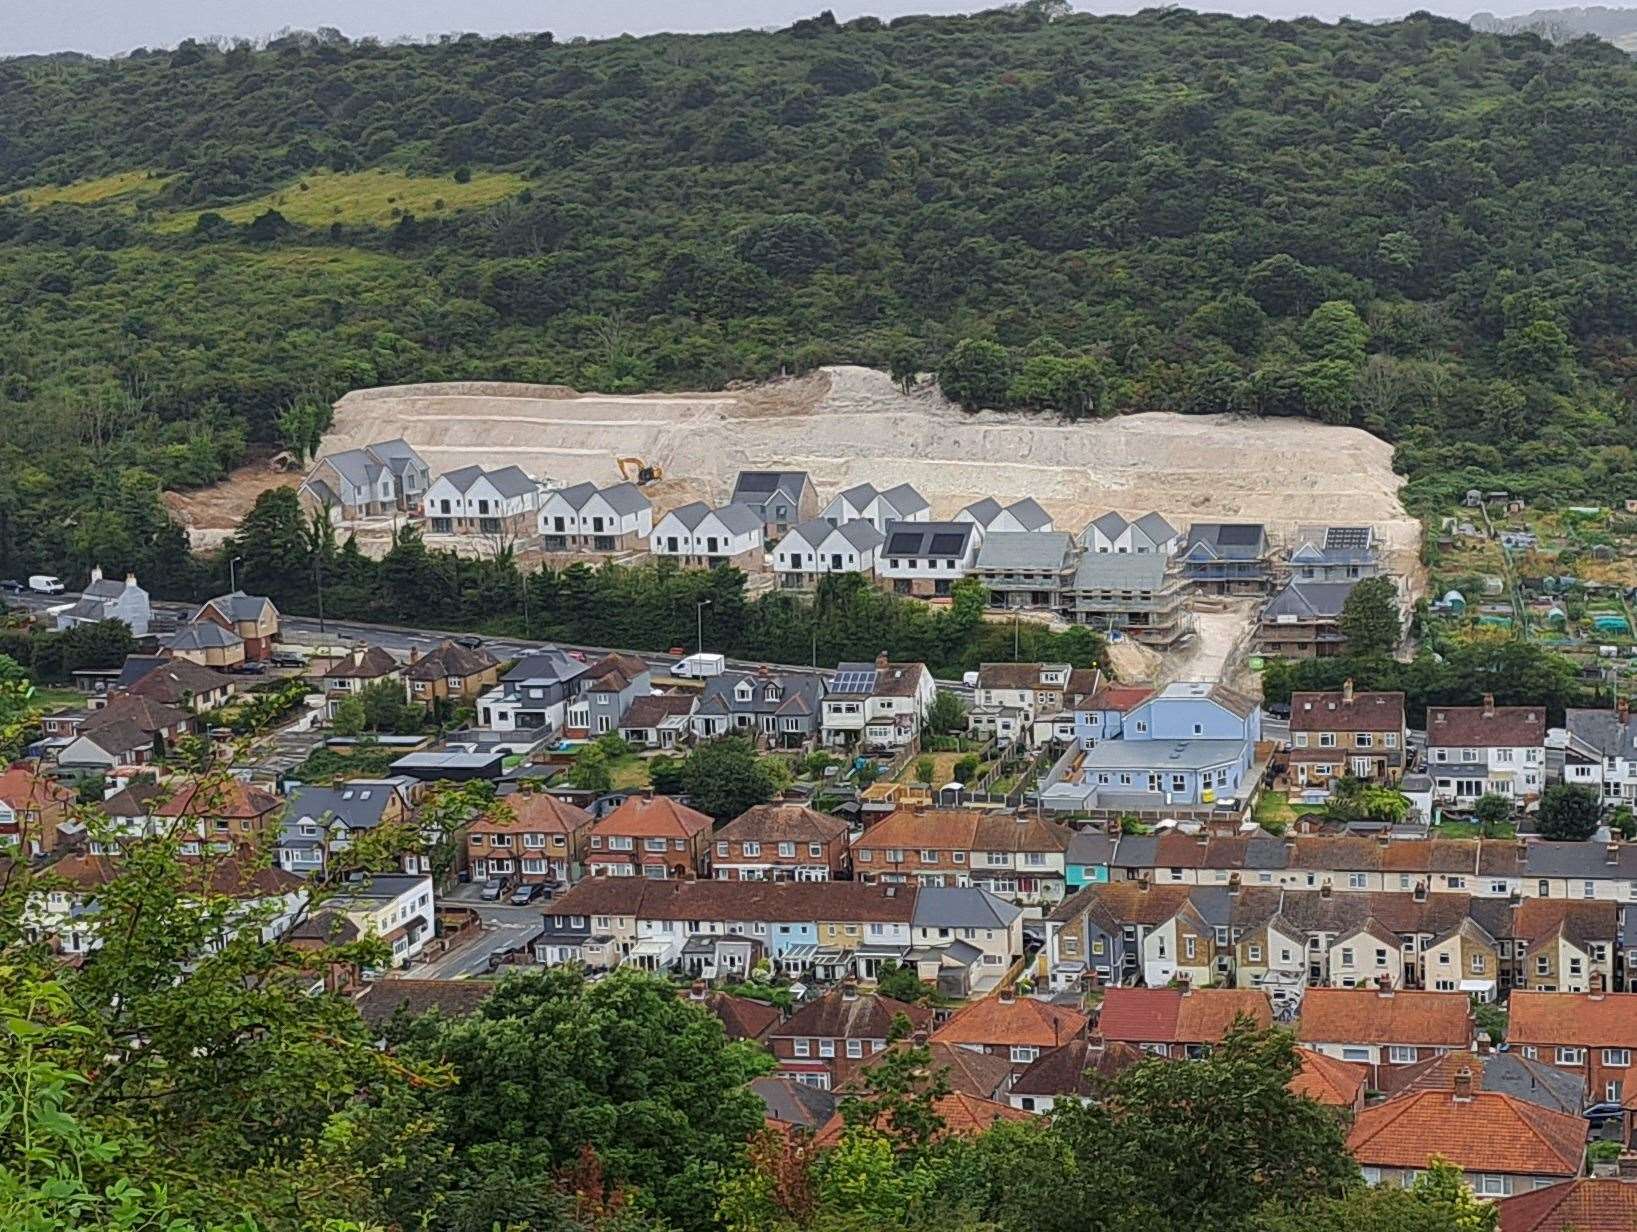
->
xmin=323 ymin=365 xmax=1419 ymax=560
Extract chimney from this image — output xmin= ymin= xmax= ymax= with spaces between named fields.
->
xmin=1476 ymin=1030 xmax=1493 ymax=1055
xmin=688 ymin=980 xmax=707 ymax=1001
xmin=1433 ymin=709 xmax=1446 ymax=725
xmin=1197 ymin=830 xmax=1209 ymax=846
xmin=351 ymin=644 xmax=365 ymax=667
xmin=1483 ymin=693 xmax=1495 ymax=717
xmin=875 ymin=651 xmax=889 ymax=670
xmin=1342 ymin=678 xmax=1354 ymax=705
xmin=1452 ymin=1066 xmax=1474 ymax=1102
xmin=911 ymin=1029 xmax=929 ymax=1046
xmin=998 ymin=987 xmax=1016 ymax=1004
xmin=408 ymin=647 xmax=420 ymax=666
xmin=124 ymin=572 xmax=137 ymax=587
xmin=1375 ymin=976 xmax=1393 ymax=995
xmin=1619 ymin=1152 xmax=1637 ymax=1181
xmin=1413 ymin=880 xmax=1427 ymax=903
xmin=89 ymin=565 xmax=102 ymax=584
xmin=1228 ymin=873 xmax=1241 ymax=896
xmin=1609 ymin=843 xmax=1622 ymax=866
xmin=1516 ymin=839 xmax=1528 ymax=860
xmin=1591 ymin=971 xmax=1607 ymax=997
xmin=1137 ymin=875 xmax=1151 ymax=893
xmin=1320 ymin=882 xmax=1332 ymax=899
xmin=758 ymin=663 xmax=771 ymax=679
xmin=1376 ymin=833 xmax=1391 ymax=848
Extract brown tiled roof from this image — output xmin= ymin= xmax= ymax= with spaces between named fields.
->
xmin=545 ymin=877 xmax=653 ymax=917
xmin=685 ymin=989 xmax=781 ymax=1040
xmin=591 ymin=794 xmax=713 ymax=839
xmin=769 ymin=989 xmax=931 ymax=1043
xmin=1009 ymin=1038 xmax=1144 ymax=1097
xmin=323 ymin=645 xmax=399 ymax=681
xmin=932 ymin=993 xmax=1088 ymax=1050
xmin=622 ymin=694 xmax=695 ymax=727
xmin=853 ymin=809 xmax=1069 ymax=855
xmin=471 ymin=792 xmax=593 ymax=836
xmin=812 ymin=1091 xmax=1030 ymax=1146
xmin=158 ymin=779 xmax=283 ymax=820
xmin=1378 ymin=839 xmax=1479 ymax=874
xmin=1512 ymin=899 xmax=1619 ymax=948
xmin=401 ymin=641 xmax=497 ymax=681
xmin=100 ymin=780 xmax=162 ymax=818
xmin=1097 ymin=986 xmax=1272 ymax=1045
xmin=1498 ymin=1179 xmax=1637 ymax=1232
xmin=1290 ymin=690 xmax=1407 ymax=733
xmin=718 ymin=803 xmax=849 ymax=845
xmin=583 ymin=652 xmax=648 ymax=693
xmin=0 ymin=766 xmax=74 ymax=810
xmin=1051 ymin=881 xmax=1195 ymax=928
xmin=1287 ymin=836 xmax=1386 ymax=871
xmin=1296 ymin=988 xmax=1472 ymax=1047
xmin=288 ymin=909 xmax=361 ymax=945
xmin=840 ymin=1041 xmax=1016 ymax=1102
xmin=976 ymin=663 xmax=1049 ymax=691
xmin=45 ymin=851 xmax=121 ymax=890
xmin=82 ymin=694 xmax=191 ymax=736
xmin=1289 ymin=1048 xmax=1367 ymax=1107
xmin=1427 ymin=703 xmax=1546 ymax=748
xmin=180 ymin=854 xmax=305 ymax=897
xmin=127 ymin=660 xmax=238 ymax=704
xmin=353 ymin=979 xmax=494 ymax=1028
xmin=1346 ymin=1087 xmax=1584 ymax=1177
xmin=1509 ymin=990 xmax=1637 ymax=1049
xmin=1081 ymin=684 xmax=1154 ymax=713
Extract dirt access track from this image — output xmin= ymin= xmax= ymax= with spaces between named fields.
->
xmin=319 ymin=365 xmax=1422 ymax=569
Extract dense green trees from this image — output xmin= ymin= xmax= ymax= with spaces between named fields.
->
xmin=1537 ymin=782 xmax=1604 ymax=839
xmin=1338 ymin=577 xmax=1403 ymax=656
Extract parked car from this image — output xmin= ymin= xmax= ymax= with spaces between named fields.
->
xmin=452 ymin=635 xmax=483 ymax=650
xmin=0 ymin=579 xmax=23 ymax=594
xmin=231 ymin=662 xmax=267 ymax=675
xmin=509 ymin=882 xmax=542 ymax=905
xmin=270 ymin=651 xmax=307 ymax=668
xmin=479 ymin=875 xmax=509 ymax=901
xmin=27 ymin=575 xmax=64 ymax=594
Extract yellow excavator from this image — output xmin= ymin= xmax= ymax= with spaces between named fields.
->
xmin=616 ymin=456 xmax=663 ymax=485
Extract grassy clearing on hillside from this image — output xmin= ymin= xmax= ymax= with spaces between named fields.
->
xmin=9 ymin=169 xmax=170 ymax=207
xmin=155 ymin=167 xmax=526 ymax=232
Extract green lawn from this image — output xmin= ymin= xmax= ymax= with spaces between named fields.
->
xmin=1435 ymin=819 xmax=1517 ymax=839
xmin=609 ymin=754 xmax=653 ymax=791
xmin=8 ymin=169 xmax=171 ymax=208
xmin=31 ymin=687 xmax=88 ymax=714
xmin=154 ymin=167 xmax=527 ymax=232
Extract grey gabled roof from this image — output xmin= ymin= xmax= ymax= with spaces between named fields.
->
xmin=322 ymin=448 xmax=385 ymax=491
xmin=1131 ymin=512 xmax=1178 ymax=545
xmin=696 ymin=670 xmax=824 ymax=718
xmin=879 ymin=483 xmax=930 ymax=516
xmin=779 ymin=519 xmax=834 ymax=553
xmin=168 ymin=622 xmax=243 ymax=652
xmin=665 ymin=501 xmax=713 ymax=531
xmin=1086 ymin=511 xmax=1128 ymax=541
xmin=911 ymin=885 xmax=1022 ymax=930
xmin=713 ymin=503 xmax=766 ymax=535
xmin=1523 ymin=840 xmax=1637 ymax=879
xmin=503 ymin=648 xmax=588 ymax=686
xmin=1565 ymin=708 xmax=1637 ymax=759
xmin=486 ymin=465 xmax=539 ymax=499
xmin=1263 ymin=580 xmax=1357 ymax=621
xmin=201 ymin=591 xmax=275 ymax=623
xmin=831 ymin=520 xmax=886 ymax=551
xmin=598 ymin=482 xmax=650 ymax=515
xmin=284 ymin=782 xmax=396 ymax=832
xmin=1069 ymin=552 xmax=1168 ymax=591
xmin=551 ymin=481 xmax=599 ymax=510
xmin=1183 ymin=522 xmax=1268 ymax=560
xmin=958 ymin=498 xmax=1003 ymax=526
xmin=974 ymin=531 xmax=1074 ymax=571
xmin=302 ymin=477 xmax=338 ymax=506
xmin=1004 ymin=498 xmax=1051 ymax=531
xmin=437 ymin=464 xmax=485 ymax=492
xmin=835 ymin=482 xmax=878 ymax=509
xmin=731 ymin=471 xmax=810 ymax=505
xmin=1066 ymin=830 xmax=1117 ymax=867
xmin=367 ymin=438 xmax=428 ymax=479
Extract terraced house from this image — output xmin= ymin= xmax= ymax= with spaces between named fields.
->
xmin=1095 ymin=985 xmax=1274 ymax=1056
xmin=1287 ymin=682 xmax=1408 ymax=787
xmin=765 ymin=985 xmax=933 ymax=1089
xmin=1509 ymin=989 xmax=1637 ymax=1122
xmin=850 ymin=808 xmax=1071 ymax=910
xmin=401 ymin=640 xmax=500 ymax=708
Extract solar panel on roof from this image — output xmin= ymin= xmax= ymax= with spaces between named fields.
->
xmin=1324 ymin=526 xmax=1371 ymax=550
xmin=736 ymin=473 xmax=780 ymax=493
xmin=928 ymin=532 xmax=966 ymax=555
xmin=1215 ymin=524 xmax=1262 ymax=546
xmin=832 ymin=669 xmax=878 ymax=693
xmin=886 ymin=532 xmax=923 ymax=555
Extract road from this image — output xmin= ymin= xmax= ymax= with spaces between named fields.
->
xmin=6 ymin=589 xmax=977 ymax=701
xmin=407 ymin=888 xmax=544 ymax=980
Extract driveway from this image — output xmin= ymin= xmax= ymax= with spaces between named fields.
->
xmin=404 ymin=892 xmax=546 ymax=980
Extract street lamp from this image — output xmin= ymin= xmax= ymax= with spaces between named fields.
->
xmin=695 ymin=598 xmax=712 ymax=655
xmin=229 ymin=556 xmax=243 ymax=593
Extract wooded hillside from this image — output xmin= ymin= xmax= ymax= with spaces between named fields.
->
xmin=3 ymin=5 xmax=1637 ymax=581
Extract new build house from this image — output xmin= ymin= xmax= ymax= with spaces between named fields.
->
xmin=650 ymin=502 xmax=765 ymax=570
xmin=538 ymin=481 xmax=653 ymax=553
xmin=423 ymin=465 xmax=542 ymax=540
xmin=821 ymin=482 xmax=929 ymax=533
xmin=477 ymin=648 xmax=589 ymax=735
xmin=1289 ymin=525 xmax=1383 ymax=582
xmin=1060 ymin=552 xmax=1190 ymax=647
xmin=876 ymin=521 xmax=981 ymax=597
xmin=1257 ymin=579 xmax=1359 ymax=659
xmin=772 ymin=519 xmax=886 ymax=590
xmin=1178 ymin=522 xmax=1275 ymax=594
xmin=970 ymin=532 xmax=1076 ymax=611
xmin=729 ymin=471 xmax=818 ymax=541
xmin=956 ymin=498 xmax=1053 ymax=534
xmin=300 ymin=439 xmax=429 ymax=522
xmin=1080 ymin=511 xmax=1180 ymax=556
xmin=1426 ymin=695 xmax=1546 ymax=805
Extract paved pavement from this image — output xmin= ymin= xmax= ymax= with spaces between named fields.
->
xmin=402 ymin=884 xmax=545 ymax=980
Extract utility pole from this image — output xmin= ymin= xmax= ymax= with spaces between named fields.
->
xmin=229 ymin=555 xmax=242 ymax=593
xmin=696 ymin=598 xmax=712 ymax=655
xmin=314 ymin=555 xmax=327 ymax=635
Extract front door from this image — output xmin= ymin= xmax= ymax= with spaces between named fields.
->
xmin=1351 ymin=756 xmax=1374 ymax=778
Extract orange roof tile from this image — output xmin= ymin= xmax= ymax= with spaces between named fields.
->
xmin=1498 ymin=1179 xmax=1637 ymax=1232
xmin=1296 ymin=988 xmax=1472 ymax=1048
xmin=812 ymin=1091 xmax=1031 ymax=1146
xmin=1290 ymin=1048 xmax=1367 ymax=1108
xmin=0 ymin=766 xmax=74 ymax=810
xmin=931 ymin=993 xmax=1088 ymax=1050
xmin=1097 ymin=986 xmax=1272 ymax=1045
xmin=157 ymin=779 xmax=282 ymax=820
xmin=1347 ymin=1087 xmax=1584 ymax=1177
xmin=591 ymin=794 xmax=712 ymax=839
xmin=469 ymin=792 xmax=593 ymax=836
xmin=1509 ymin=990 xmax=1637 ymax=1050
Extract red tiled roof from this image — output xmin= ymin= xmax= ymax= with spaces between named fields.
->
xmin=1509 ymin=990 xmax=1637 ymax=1049
xmin=1296 ymin=988 xmax=1472 ymax=1048
xmin=1498 ymin=1179 xmax=1637 ymax=1232
xmin=1097 ymin=986 xmax=1272 ymax=1045
xmin=1289 ymin=1048 xmax=1367 ymax=1108
xmin=1426 ymin=703 xmax=1546 ymax=748
xmin=770 ymin=988 xmax=931 ymax=1042
xmin=1347 ymin=1088 xmax=1584 ymax=1177
xmin=1290 ymin=689 xmax=1406 ymax=733
xmin=840 ymin=1041 xmax=1016 ymax=1102
xmin=718 ymin=802 xmax=849 ymax=845
xmin=469 ymin=792 xmax=592 ymax=836
xmin=0 ymin=766 xmax=74 ymax=810
xmin=812 ymin=1091 xmax=1030 ymax=1146
xmin=1084 ymin=685 xmax=1155 ymax=713
xmin=157 ymin=779 xmax=283 ymax=820
xmin=592 ymin=794 xmax=713 ymax=839
xmin=685 ymin=989 xmax=782 ymax=1041
xmin=932 ymin=993 xmax=1088 ymax=1050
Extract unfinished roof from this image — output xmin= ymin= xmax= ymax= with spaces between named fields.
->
xmin=974 ymin=531 xmax=1074 ymax=571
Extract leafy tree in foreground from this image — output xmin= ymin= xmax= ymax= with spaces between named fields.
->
xmin=1338 ymin=577 xmax=1402 ymax=657
xmin=680 ymin=735 xmax=779 ymax=819
xmin=1537 ymin=782 xmax=1602 ymax=841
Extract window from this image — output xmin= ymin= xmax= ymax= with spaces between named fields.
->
xmin=645 ymin=837 xmax=667 ymax=852
xmin=846 ymin=1039 xmax=863 ymax=1058
xmin=1348 ymin=873 xmax=1366 ymax=889
xmin=920 ymin=850 xmax=938 ymax=863
xmin=856 ymin=849 xmax=872 ymax=863
xmin=1557 ymin=1047 xmax=1585 ymax=1065
xmin=1184 ymin=936 xmax=1197 ymax=960
xmin=1609 ymin=1080 xmax=1625 ymax=1102
xmin=1342 ymin=1047 xmax=1370 ymax=1063
xmin=1340 ymin=948 xmax=1355 ymax=967
xmin=793 ymin=1039 xmax=810 ymax=1057
xmin=809 ymin=843 xmax=823 ymax=858
xmin=1010 ymin=1046 xmax=1039 ymax=1063
xmin=1248 ymin=944 xmax=1263 ymax=962
xmin=1388 ymin=1046 xmax=1417 ymax=1064
xmin=952 ymin=851 xmax=966 ymax=864
xmin=1606 ymin=1049 xmax=1632 ymax=1067
xmin=716 ymin=841 xmax=729 ymax=856
xmin=1584 ymin=880 xmax=1596 ymax=899
xmin=743 ymin=841 xmax=761 ymax=857
xmin=818 ymin=1039 xmax=835 ymax=1058
xmin=1537 ymin=957 xmax=1551 ymax=976
xmin=1476 ymin=1176 xmax=1509 ymax=1197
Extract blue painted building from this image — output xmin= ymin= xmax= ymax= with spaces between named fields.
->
xmin=1064 ymin=830 xmax=1116 ymax=891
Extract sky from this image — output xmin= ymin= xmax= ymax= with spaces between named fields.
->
xmin=0 ymin=0 xmax=1576 ymax=58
